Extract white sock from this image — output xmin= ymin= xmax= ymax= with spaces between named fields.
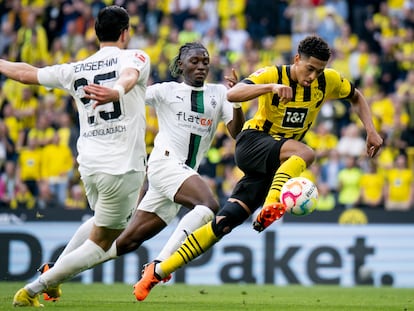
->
xmin=55 ymin=217 xmax=95 ymax=265
xmin=155 ymin=205 xmax=214 ymax=261
xmin=107 ymin=240 xmax=118 ymax=260
xmin=26 ymin=239 xmax=112 ymax=294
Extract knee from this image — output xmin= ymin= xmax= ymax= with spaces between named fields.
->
xmin=211 ymin=201 xmax=249 ymax=238
xmin=116 ymin=232 xmax=141 ymax=256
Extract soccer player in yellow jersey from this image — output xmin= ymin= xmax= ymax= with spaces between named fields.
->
xmin=133 ymin=35 xmax=384 ymax=301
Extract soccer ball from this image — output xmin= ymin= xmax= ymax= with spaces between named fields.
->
xmin=280 ymin=177 xmax=319 ymax=216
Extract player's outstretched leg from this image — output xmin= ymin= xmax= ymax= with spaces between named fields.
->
xmin=253 ymin=202 xmax=286 ymax=232
xmin=133 ymin=262 xmax=162 ymax=301
xmin=37 ymin=262 xmax=62 ymax=301
xmin=12 ymin=288 xmax=43 ymax=307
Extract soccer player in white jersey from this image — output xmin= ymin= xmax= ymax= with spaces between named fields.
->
xmin=0 ymin=6 xmax=150 ymax=307
xmin=85 ymin=42 xmax=245 ymax=297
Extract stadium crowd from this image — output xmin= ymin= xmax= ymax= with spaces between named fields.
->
xmin=0 ymin=0 xmax=413 ymax=213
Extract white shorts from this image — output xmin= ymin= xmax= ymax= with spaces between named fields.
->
xmin=138 ymin=157 xmax=197 ymax=224
xmin=83 ymin=170 xmax=145 ymax=229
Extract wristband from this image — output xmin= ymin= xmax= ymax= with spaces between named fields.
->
xmin=113 ymin=84 xmax=125 ymax=99
xmin=233 ymin=102 xmax=242 ymax=109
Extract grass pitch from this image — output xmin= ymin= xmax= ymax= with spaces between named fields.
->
xmin=0 ymin=282 xmax=412 ymax=311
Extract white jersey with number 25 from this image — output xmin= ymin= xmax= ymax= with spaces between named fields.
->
xmin=37 ymin=46 xmax=150 ymax=176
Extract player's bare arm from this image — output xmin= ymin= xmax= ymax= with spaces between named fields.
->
xmin=350 ymin=88 xmax=383 ymax=157
xmin=84 ymin=67 xmax=139 ymax=106
xmin=0 ymin=59 xmax=39 ymax=84
xmin=227 ymin=82 xmax=292 ymax=103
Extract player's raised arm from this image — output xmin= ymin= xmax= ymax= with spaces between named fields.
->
xmin=0 ymin=60 xmax=40 ymax=85
xmin=349 ymin=88 xmax=383 ymax=157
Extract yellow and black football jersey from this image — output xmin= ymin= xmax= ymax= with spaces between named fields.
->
xmin=242 ymin=65 xmax=355 ymax=141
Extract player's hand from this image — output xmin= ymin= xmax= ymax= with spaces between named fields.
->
xmin=84 ymin=84 xmax=119 ymax=108
xmin=366 ymin=131 xmax=383 ymax=157
xmin=224 ymin=68 xmax=239 ymax=88
xmin=272 ymin=84 xmax=292 ymax=104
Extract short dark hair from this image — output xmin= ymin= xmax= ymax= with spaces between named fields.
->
xmin=298 ymin=36 xmax=331 ymax=61
xmin=169 ymin=42 xmax=208 ymax=77
xmin=95 ymin=5 xmax=129 ymax=42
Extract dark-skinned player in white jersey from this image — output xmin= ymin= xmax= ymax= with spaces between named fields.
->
xmin=133 ymin=35 xmax=383 ymax=301
xmin=73 ymin=41 xmax=244 ymax=299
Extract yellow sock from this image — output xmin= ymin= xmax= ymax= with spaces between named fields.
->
xmin=159 ymin=222 xmax=219 ymax=276
xmin=263 ymin=155 xmax=306 ymax=206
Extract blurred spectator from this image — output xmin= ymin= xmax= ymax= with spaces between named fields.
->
xmin=320 ymin=149 xmax=345 ymax=196
xmin=359 ymin=159 xmax=385 ymax=208
xmin=402 ymin=0 xmax=414 ymax=27
xmin=370 ymin=90 xmax=396 ymax=134
xmin=178 ymin=18 xmax=201 ymax=45
xmin=169 ymin=0 xmax=201 ymax=31
xmin=12 ymin=86 xmax=38 ymax=132
xmin=217 ymin=0 xmax=246 ymax=30
xmin=305 ymin=122 xmax=338 ymax=161
xmin=0 ymin=161 xmax=17 ymax=208
xmin=315 ymin=182 xmax=336 ymax=211
xmin=27 ymin=113 xmax=55 ymax=148
xmin=48 ymin=37 xmax=71 ymax=65
xmin=223 ymin=15 xmax=250 ymax=55
xmin=200 ymin=0 xmax=219 ymax=31
xmin=16 ymin=11 xmax=49 ymax=65
xmin=378 ymin=40 xmax=400 ymax=94
xmin=0 ymin=120 xmax=16 ymax=166
xmin=60 ymin=19 xmax=84 ymax=58
xmin=75 ymin=38 xmax=98 ymax=60
xmin=74 ymin=2 xmax=95 ymax=36
xmin=325 ymin=0 xmax=349 ymax=22
xmin=385 ymin=153 xmax=413 ymax=211
xmin=337 ymin=155 xmax=363 ymax=209
xmin=0 ymin=20 xmax=16 ymax=57
xmin=144 ymin=0 xmax=163 ymax=37
xmin=284 ymin=0 xmax=318 ymax=59
xmin=394 ymin=26 xmax=414 ymax=77
xmin=10 ymin=181 xmax=36 ymax=210
xmin=336 ymin=124 xmax=366 ymax=158
xmin=65 ymin=183 xmax=87 ymax=210
xmin=42 ymin=0 xmax=65 ymax=50
xmin=333 ymin=23 xmax=359 ymax=58
xmin=193 ymin=8 xmax=213 ymax=37
xmin=2 ymin=102 xmax=22 ymax=148
xmin=40 ymin=133 xmax=74 ymax=206
xmin=128 ymin=22 xmax=150 ymax=50
xmin=244 ymin=0 xmax=279 ymax=42
xmin=36 ymin=179 xmax=58 ymax=210
xmin=56 ymin=112 xmax=79 ymax=156
xmin=316 ymin=5 xmax=344 ymax=48
xmin=348 ymin=40 xmax=370 ymax=87
xmin=17 ymin=136 xmax=41 ymax=197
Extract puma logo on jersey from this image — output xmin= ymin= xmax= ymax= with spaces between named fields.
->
xmin=176 ymin=95 xmax=184 ymax=101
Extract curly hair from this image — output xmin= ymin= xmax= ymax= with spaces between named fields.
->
xmin=169 ymin=42 xmax=209 ymax=78
xmin=298 ymin=36 xmax=331 ymax=61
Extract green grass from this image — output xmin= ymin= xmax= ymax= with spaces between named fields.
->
xmin=0 ymin=282 xmax=413 ymax=311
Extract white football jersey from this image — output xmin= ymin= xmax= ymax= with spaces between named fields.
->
xmin=146 ymin=81 xmax=233 ymax=170
xmin=37 ymin=47 xmax=150 ymax=176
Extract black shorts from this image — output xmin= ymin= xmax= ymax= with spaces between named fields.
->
xmin=231 ymin=129 xmax=288 ymax=212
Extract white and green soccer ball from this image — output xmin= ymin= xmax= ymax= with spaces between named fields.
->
xmin=280 ymin=177 xmax=319 ymax=216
